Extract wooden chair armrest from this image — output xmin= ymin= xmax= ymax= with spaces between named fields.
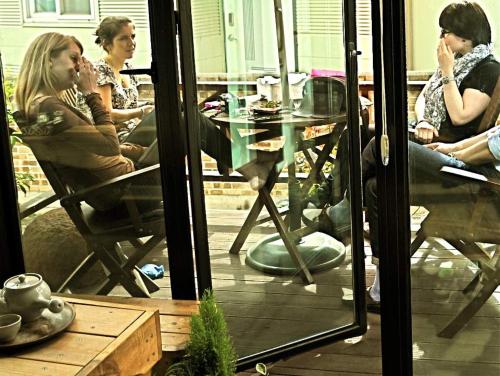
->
xmin=19 ymin=191 xmax=58 ymax=219
xmin=60 ymin=164 xmax=161 ymax=206
xmin=440 ymin=166 xmax=500 ymax=190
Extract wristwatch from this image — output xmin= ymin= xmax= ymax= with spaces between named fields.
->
xmin=442 ymin=75 xmax=455 ymax=85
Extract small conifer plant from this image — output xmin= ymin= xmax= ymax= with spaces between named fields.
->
xmin=166 ymin=289 xmax=237 ymax=376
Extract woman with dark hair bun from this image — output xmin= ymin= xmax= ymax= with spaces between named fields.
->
xmin=414 ymin=1 xmax=499 ymax=144
xmin=93 ymin=16 xmax=155 ymax=142
xmin=91 ymin=16 xmax=279 ymax=189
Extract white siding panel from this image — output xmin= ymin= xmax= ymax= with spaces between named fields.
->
xmin=296 ymin=0 xmax=372 ymax=36
xmin=0 ymin=0 xmax=22 ymax=26
xmin=192 ymin=0 xmax=222 ymax=38
xmin=98 ymin=0 xmax=149 ymax=28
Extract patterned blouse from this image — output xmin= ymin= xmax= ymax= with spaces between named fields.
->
xmin=95 ymin=59 xmax=140 ymax=139
xmin=95 ymin=59 xmax=139 ymax=110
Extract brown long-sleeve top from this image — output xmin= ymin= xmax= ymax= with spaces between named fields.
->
xmin=20 ymin=93 xmax=144 ymax=210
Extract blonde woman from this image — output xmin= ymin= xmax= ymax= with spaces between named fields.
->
xmin=14 ymin=32 xmax=152 ymax=211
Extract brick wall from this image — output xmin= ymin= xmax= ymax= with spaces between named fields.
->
xmin=12 ymin=144 xmax=51 ymax=192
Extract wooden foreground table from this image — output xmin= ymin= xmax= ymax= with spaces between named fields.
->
xmin=0 ymin=297 xmax=162 ymax=376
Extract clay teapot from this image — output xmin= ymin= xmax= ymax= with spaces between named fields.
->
xmin=0 ymin=273 xmax=64 ymax=322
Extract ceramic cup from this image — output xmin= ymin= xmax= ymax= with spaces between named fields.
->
xmin=0 ymin=314 xmax=22 ymax=342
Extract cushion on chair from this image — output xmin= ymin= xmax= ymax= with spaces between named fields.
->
xmin=81 ymin=201 xmax=164 ymax=237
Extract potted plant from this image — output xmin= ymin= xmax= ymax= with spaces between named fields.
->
xmin=166 ymin=289 xmax=237 ymax=376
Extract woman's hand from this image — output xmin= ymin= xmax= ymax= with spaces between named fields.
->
xmin=141 ymin=104 xmax=154 ymax=117
xmin=437 ymin=39 xmax=454 ymax=77
xmin=77 ymin=57 xmax=98 ymax=96
xmin=425 ymin=141 xmax=457 ymax=155
xmin=415 ymin=121 xmax=439 ymax=144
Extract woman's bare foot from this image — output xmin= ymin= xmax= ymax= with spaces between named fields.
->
xmin=237 ymin=151 xmax=280 ymax=191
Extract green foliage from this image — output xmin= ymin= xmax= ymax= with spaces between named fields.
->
xmin=15 ymin=172 xmax=35 ymax=195
xmin=3 ymin=71 xmax=16 ymax=125
xmin=166 ymin=290 xmax=237 ymax=376
xmin=3 ymin=73 xmax=35 ymax=195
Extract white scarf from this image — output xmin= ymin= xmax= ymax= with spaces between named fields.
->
xmin=424 ymin=44 xmax=493 ymax=129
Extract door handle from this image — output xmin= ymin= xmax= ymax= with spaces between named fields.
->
xmin=120 ymin=61 xmax=158 ymax=84
xmin=227 ymin=34 xmax=238 ymax=42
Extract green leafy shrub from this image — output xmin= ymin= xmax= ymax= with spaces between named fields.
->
xmin=166 ymin=290 xmax=237 ymax=376
xmin=3 ymin=73 xmax=35 ymax=195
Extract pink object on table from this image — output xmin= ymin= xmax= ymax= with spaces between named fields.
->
xmin=311 ymin=69 xmax=346 ymax=79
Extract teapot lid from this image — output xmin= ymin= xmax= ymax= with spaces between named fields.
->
xmin=4 ymin=273 xmax=42 ymax=290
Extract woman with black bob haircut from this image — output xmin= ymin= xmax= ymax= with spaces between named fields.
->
xmin=413 ymin=1 xmax=498 ymax=144
xmin=439 ymin=1 xmax=491 ymax=48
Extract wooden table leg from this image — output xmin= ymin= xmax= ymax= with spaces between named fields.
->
xmin=229 ymin=197 xmax=266 ymax=254
xmin=259 ymin=187 xmax=314 ymax=284
xmin=229 ymin=168 xmax=280 ymax=254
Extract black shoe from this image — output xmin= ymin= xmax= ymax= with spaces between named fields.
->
xmin=366 ymin=287 xmax=380 ymax=314
xmin=302 ymin=199 xmax=351 ymax=240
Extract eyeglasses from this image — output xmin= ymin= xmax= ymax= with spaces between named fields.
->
xmin=440 ymin=28 xmax=451 ymax=38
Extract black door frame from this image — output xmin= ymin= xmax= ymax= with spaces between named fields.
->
xmin=174 ymin=0 xmax=367 ymax=369
xmin=371 ymin=0 xmax=413 ymax=375
xmin=146 ymin=0 xmax=199 ymax=300
xmin=0 ymin=57 xmax=25 ymax=282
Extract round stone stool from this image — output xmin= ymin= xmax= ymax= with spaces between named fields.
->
xmin=22 ymin=208 xmax=106 ymax=291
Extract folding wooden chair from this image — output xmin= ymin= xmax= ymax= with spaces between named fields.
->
xmin=410 ymin=166 xmax=499 ymax=337
xmin=410 ymin=77 xmax=500 ymax=337
xmin=32 ymin=159 xmax=165 ymax=298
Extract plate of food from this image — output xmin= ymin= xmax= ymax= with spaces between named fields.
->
xmin=251 ymin=100 xmax=282 ymax=114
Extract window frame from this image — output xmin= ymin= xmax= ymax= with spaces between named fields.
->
xmin=23 ymin=0 xmax=98 ymax=25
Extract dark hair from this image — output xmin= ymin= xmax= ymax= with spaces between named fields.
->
xmin=439 ymin=1 xmax=491 ymax=46
xmin=94 ymin=16 xmax=133 ymax=52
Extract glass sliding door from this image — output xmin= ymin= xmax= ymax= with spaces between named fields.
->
xmin=0 ymin=0 xmax=196 ymax=299
xmin=177 ymin=0 xmax=368 ymax=367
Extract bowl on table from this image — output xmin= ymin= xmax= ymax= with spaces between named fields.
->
xmin=0 ymin=314 xmax=22 ymax=342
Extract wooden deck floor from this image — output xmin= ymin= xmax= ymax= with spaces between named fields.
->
xmin=115 ymin=206 xmax=499 ymax=376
